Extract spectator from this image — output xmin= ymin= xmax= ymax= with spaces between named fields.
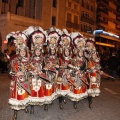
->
xmin=2 ymin=49 xmax=10 ymax=73
xmin=108 ymin=52 xmax=119 ymax=80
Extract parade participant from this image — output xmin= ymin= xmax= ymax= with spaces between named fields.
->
xmin=70 ymin=32 xmax=85 ymax=57
xmin=28 ymin=27 xmax=47 ymax=114
xmin=85 ymin=37 xmax=101 ymax=109
xmin=57 ymin=29 xmax=72 ymax=109
xmin=71 ymin=48 xmax=88 ymax=109
xmin=67 ymin=32 xmax=88 ymax=109
xmin=23 ymin=26 xmax=46 ymax=52
xmin=46 ymin=27 xmax=61 ymax=51
xmin=7 ymin=31 xmax=30 ymax=120
xmin=43 ymin=47 xmax=59 ymax=110
xmin=42 ymin=27 xmax=61 ymax=110
xmin=87 ymin=51 xmax=101 ymax=97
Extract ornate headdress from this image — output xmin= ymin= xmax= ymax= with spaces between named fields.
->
xmin=24 ymin=26 xmax=46 ymax=53
xmin=60 ymin=29 xmax=72 ymax=48
xmin=46 ymin=27 xmax=61 ymax=48
xmin=6 ymin=31 xmax=28 ymax=54
xmin=70 ymin=32 xmax=85 ymax=48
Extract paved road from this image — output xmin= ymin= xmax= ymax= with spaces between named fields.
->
xmin=0 ymin=73 xmax=120 ymax=120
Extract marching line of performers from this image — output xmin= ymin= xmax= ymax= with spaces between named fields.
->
xmin=7 ymin=26 xmax=102 ymax=120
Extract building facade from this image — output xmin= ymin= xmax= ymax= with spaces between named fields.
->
xmin=0 ymin=0 xmax=66 ymax=51
xmin=0 ymin=0 xmax=119 ymax=52
xmin=96 ymin=0 xmax=120 ymax=51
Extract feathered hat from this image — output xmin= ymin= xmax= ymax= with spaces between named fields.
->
xmin=6 ymin=31 xmax=27 ymax=46
xmin=24 ymin=26 xmax=46 ymax=45
xmin=46 ymin=27 xmax=61 ymax=45
xmin=60 ymin=29 xmax=72 ymax=47
xmin=70 ymin=32 xmax=85 ymax=48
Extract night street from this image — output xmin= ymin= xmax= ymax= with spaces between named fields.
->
xmin=0 ymin=73 xmax=120 ymax=120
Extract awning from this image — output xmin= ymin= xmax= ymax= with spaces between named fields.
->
xmin=96 ymin=42 xmax=115 ymax=47
xmin=96 ymin=34 xmax=120 ymax=42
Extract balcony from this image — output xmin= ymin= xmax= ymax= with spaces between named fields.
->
xmin=66 ymin=21 xmax=79 ymax=29
xmin=97 ymin=8 xmax=108 ymax=14
xmin=72 ymin=0 xmax=79 ymax=3
xmin=104 ymin=0 xmax=109 ymax=4
xmin=73 ymin=23 xmax=79 ymax=29
xmin=97 ymin=19 xmax=108 ymax=25
xmin=66 ymin=21 xmax=73 ymax=28
xmin=81 ymin=17 xmax=94 ymax=25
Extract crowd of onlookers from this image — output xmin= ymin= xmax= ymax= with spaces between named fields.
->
xmin=98 ymin=48 xmax=120 ymax=79
xmin=0 ymin=47 xmax=16 ymax=73
xmin=0 ymin=46 xmax=120 ymax=79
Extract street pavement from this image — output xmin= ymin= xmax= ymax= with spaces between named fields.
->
xmin=0 ymin=73 xmax=120 ymax=120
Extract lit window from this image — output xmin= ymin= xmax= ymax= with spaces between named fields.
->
xmin=52 ymin=16 xmax=56 ymax=26
xmin=53 ymin=0 xmax=57 ymax=8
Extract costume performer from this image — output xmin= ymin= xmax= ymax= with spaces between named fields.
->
xmin=27 ymin=26 xmax=47 ymax=113
xmin=85 ymin=37 xmax=101 ymax=109
xmin=66 ymin=32 xmax=88 ymax=109
xmin=43 ymin=27 xmax=61 ymax=110
xmin=7 ymin=31 xmax=30 ymax=120
xmin=57 ymin=29 xmax=73 ymax=109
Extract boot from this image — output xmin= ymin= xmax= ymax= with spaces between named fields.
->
xmin=58 ymin=96 xmax=64 ymax=110
xmin=88 ymin=96 xmax=93 ymax=109
xmin=59 ymin=103 xmax=64 ymax=110
xmin=30 ymin=105 xmax=34 ymax=114
xmin=25 ymin=107 xmax=29 ymax=113
xmin=63 ymin=98 xmax=67 ymax=104
xmin=44 ymin=104 xmax=48 ymax=111
xmin=12 ymin=110 xmax=17 ymax=120
xmin=73 ymin=101 xmax=77 ymax=109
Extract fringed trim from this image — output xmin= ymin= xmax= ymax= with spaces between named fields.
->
xmin=8 ymin=98 xmax=29 ymax=110
xmin=44 ymin=93 xmax=58 ymax=104
xmin=57 ymin=89 xmax=70 ymax=96
xmin=67 ymin=91 xmax=88 ymax=101
xmin=87 ymin=88 xmax=100 ymax=97
xmin=28 ymin=96 xmax=45 ymax=105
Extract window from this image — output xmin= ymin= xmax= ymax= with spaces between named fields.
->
xmin=82 ymin=0 xmax=84 ymax=7
xmin=67 ymin=13 xmax=72 ymax=22
xmin=29 ymin=0 xmax=36 ymax=18
xmin=52 ymin=16 xmax=56 ymax=26
xmin=74 ymin=15 xmax=78 ymax=24
xmin=53 ymin=0 xmax=57 ymax=8
xmin=81 ymin=11 xmax=84 ymax=18
xmin=91 ymin=4 xmax=93 ymax=11
xmin=18 ymin=0 xmax=24 ymax=7
xmin=86 ymin=2 xmax=89 ymax=10
xmin=81 ymin=24 xmax=84 ymax=31
xmin=74 ymin=5 xmax=78 ymax=10
xmin=68 ymin=2 xmax=71 ymax=7
xmin=0 ymin=33 xmax=2 ymax=46
xmin=84 ymin=24 xmax=86 ymax=32
xmin=86 ymin=13 xmax=89 ymax=19
xmin=2 ymin=0 xmax=8 ymax=3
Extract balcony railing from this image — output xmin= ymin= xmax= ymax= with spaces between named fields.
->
xmin=66 ymin=21 xmax=79 ymax=29
xmin=72 ymin=0 xmax=79 ymax=3
xmin=81 ymin=17 xmax=95 ymax=25
xmin=66 ymin=21 xmax=73 ymax=28
xmin=97 ymin=19 xmax=108 ymax=25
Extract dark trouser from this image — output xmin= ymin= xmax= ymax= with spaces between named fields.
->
xmin=109 ymin=70 xmax=117 ymax=78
